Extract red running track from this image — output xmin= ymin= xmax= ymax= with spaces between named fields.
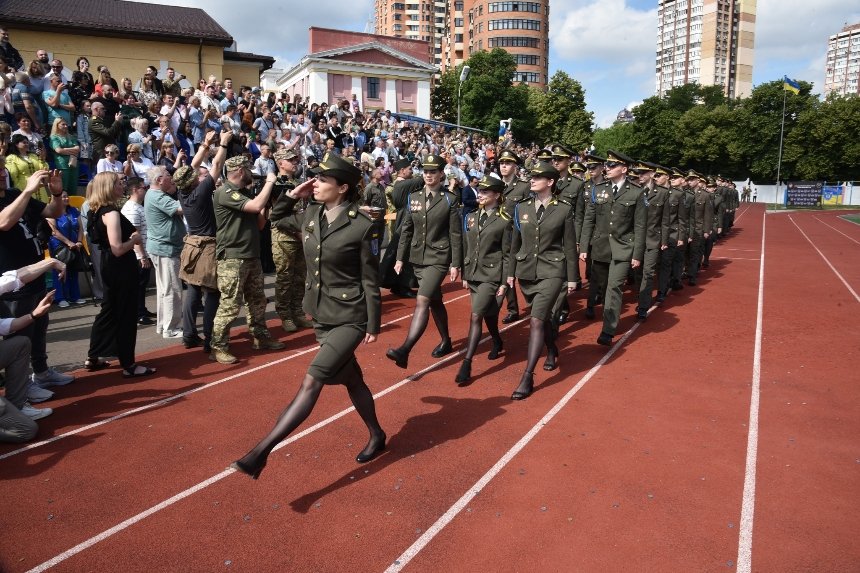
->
xmin=1 ymin=205 xmax=858 ymax=572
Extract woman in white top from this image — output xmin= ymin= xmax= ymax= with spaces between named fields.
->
xmin=123 ymin=143 xmax=155 ymax=185
xmin=127 ymin=117 xmax=155 ymax=160
xmin=96 ymin=144 xmax=123 ymax=174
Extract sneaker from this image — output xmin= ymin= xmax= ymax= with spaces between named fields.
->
xmin=163 ymin=329 xmax=183 ymax=339
xmin=33 ymin=368 xmax=75 ymax=387
xmin=57 ymin=300 xmax=70 ymax=308
xmin=210 ymin=348 xmax=238 ymax=364
xmin=20 ymin=401 xmax=53 ymax=420
xmin=27 ymin=382 xmax=54 ymax=403
xmin=72 ymin=299 xmax=88 ymax=305
xmin=251 ymin=337 xmax=286 ymax=350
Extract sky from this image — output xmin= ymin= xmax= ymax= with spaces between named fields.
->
xmin=147 ymin=0 xmax=860 ymax=130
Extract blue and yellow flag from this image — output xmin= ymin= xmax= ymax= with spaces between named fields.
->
xmin=783 ymin=76 xmax=801 ymax=94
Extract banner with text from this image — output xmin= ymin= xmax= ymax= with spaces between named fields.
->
xmin=785 ymin=181 xmax=823 ymax=207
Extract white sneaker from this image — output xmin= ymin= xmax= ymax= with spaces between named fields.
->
xmin=72 ymin=299 xmax=87 ymax=305
xmin=163 ymin=329 xmax=183 ymax=339
xmin=58 ymin=300 xmax=70 ymax=308
xmin=33 ymin=368 xmax=75 ymax=387
xmin=27 ymin=382 xmax=54 ymax=403
xmin=20 ymin=401 xmax=53 ymax=420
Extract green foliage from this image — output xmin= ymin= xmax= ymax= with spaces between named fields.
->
xmin=431 ymin=67 xmax=459 ymax=124
xmin=592 ymin=122 xmax=634 ymax=156
xmin=529 ymin=70 xmax=594 ymax=150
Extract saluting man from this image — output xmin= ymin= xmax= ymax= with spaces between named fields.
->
xmin=579 ymin=150 xmax=646 ymax=346
xmin=633 ymin=161 xmax=669 ymax=320
xmin=497 ymin=149 xmax=529 ymax=324
xmin=656 ymin=167 xmax=689 ymax=301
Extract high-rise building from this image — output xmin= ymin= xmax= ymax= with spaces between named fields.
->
xmin=374 ymin=1 xmax=549 ymax=89
xmin=655 ymin=0 xmax=755 ymax=99
xmin=824 ymin=23 xmax=860 ymax=96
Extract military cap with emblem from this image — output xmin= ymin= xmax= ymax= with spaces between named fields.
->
xmin=422 ymin=154 xmax=446 ymax=170
xmin=671 ymin=166 xmax=686 ymax=178
xmin=605 ymin=149 xmax=634 ymax=166
xmin=530 ymin=160 xmax=560 ymax=179
xmin=550 ymin=143 xmax=574 ymax=158
xmin=632 ymin=160 xmax=656 ymax=173
xmin=498 ymin=149 xmax=521 ymax=164
xmin=706 ymin=176 xmax=717 ymax=187
xmin=311 ymin=152 xmax=362 ymax=187
xmin=225 ymin=155 xmax=250 ymax=172
xmin=686 ymin=169 xmax=706 ymax=181
xmin=570 ymin=161 xmax=586 ymax=173
xmin=273 ymin=148 xmax=298 ymax=162
xmin=584 ymin=153 xmax=606 ymax=167
xmin=478 ymin=172 xmax=505 ymax=192
xmin=535 ymin=148 xmax=553 ymax=161
xmin=173 ymin=165 xmax=197 ymax=191
xmin=654 ymin=164 xmax=671 ymax=176
xmin=393 ymin=157 xmax=411 ymax=171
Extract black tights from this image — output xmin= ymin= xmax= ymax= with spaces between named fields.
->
xmin=463 ymin=312 xmax=501 ymax=361
xmin=236 ymin=359 xmax=384 ymax=471
xmin=400 ymin=295 xmax=450 ymax=353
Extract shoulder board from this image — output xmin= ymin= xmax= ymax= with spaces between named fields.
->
xmin=499 ymin=209 xmax=512 ymax=221
xmin=354 ymin=209 xmax=372 ymax=221
xmin=517 ymin=196 xmax=533 ymax=204
xmin=555 ymin=196 xmax=573 ymax=206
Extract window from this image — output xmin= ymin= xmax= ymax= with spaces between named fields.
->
xmin=455 ymin=33 xmax=464 ymax=42
xmin=455 ymin=1 xmax=464 ymax=9
xmin=515 ymin=54 xmax=540 ymax=65
xmin=488 ymin=19 xmax=541 ymax=31
xmin=513 ymin=72 xmax=540 ymax=83
xmin=489 ymin=36 xmax=540 ymax=48
xmin=455 ymin=18 xmax=463 ymax=27
xmin=367 ymin=77 xmax=380 ymax=100
xmin=488 ymin=2 xmax=542 ymax=13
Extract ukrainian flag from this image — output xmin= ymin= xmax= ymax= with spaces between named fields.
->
xmin=783 ymin=76 xmax=801 ymax=94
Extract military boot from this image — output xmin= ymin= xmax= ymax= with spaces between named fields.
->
xmin=210 ymin=347 xmax=238 ymax=364
xmin=281 ymin=318 xmax=298 ymax=333
xmin=252 ymin=336 xmax=286 ymax=350
xmin=292 ymin=314 xmax=314 ymax=329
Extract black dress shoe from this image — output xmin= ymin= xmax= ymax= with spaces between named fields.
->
xmin=137 ymin=316 xmax=155 ymax=325
xmin=597 ymin=332 xmax=613 ymax=346
xmin=455 ymin=359 xmax=471 ymax=384
xmin=356 ymin=434 xmax=386 ymax=463
xmin=230 ymin=456 xmax=267 ymax=480
xmin=203 ymin=340 xmax=212 ymax=354
xmin=501 ymin=311 xmax=520 ymax=324
xmin=386 ymin=347 xmax=409 ymax=369
xmin=671 ymin=281 xmax=684 ymax=290
xmin=689 ymin=278 xmax=697 ymax=286
xmin=584 ymin=307 xmax=595 ymax=319
xmin=431 ymin=339 xmax=453 ymax=358
xmin=391 ymin=288 xmax=417 ymax=299
xmin=183 ymin=335 xmax=203 ymax=349
xmin=488 ymin=337 xmax=503 ymax=360
xmin=556 ymin=309 xmax=569 ymax=325
xmin=636 ymin=309 xmax=648 ymax=321
xmin=511 ymin=372 xmax=534 ymax=400
xmin=143 ymin=309 xmax=156 ymax=318
xmin=702 ymin=261 xmax=710 ymax=269
xmin=655 ymin=291 xmax=667 ymax=303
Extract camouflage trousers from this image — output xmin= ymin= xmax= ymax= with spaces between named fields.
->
xmin=271 ymin=228 xmax=307 ymax=321
xmin=211 ymin=258 xmax=271 ymax=349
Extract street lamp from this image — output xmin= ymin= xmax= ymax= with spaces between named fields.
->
xmin=457 ymin=65 xmax=470 ymax=128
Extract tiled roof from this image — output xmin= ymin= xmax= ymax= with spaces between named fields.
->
xmin=0 ymin=0 xmax=234 ymax=46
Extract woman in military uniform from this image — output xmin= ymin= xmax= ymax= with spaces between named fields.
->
xmin=386 ymin=154 xmax=462 ymax=369
xmin=454 ymin=173 xmax=511 ymax=385
xmin=506 ymin=161 xmax=578 ymax=400
xmin=231 ymin=154 xmax=385 ymax=480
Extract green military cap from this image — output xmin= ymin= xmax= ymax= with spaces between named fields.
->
xmin=478 ymin=172 xmax=505 ymax=192
xmin=654 ymin=164 xmax=671 ymax=176
xmin=632 ymin=160 xmax=655 ymax=173
xmin=686 ymin=169 xmax=705 ymax=181
xmin=225 ymin=155 xmax=250 ymax=172
xmin=550 ymin=143 xmax=574 ymax=158
xmin=706 ymin=176 xmax=717 ymax=187
xmin=393 ymin=157 xmax=411 ymax=170
xmin=570 ymin=161 xmax=586 ymax=173
xmin=311 ymin=152 xmax=362 ymax=187
xmin=273 ymin=148 xmax=299 ymax=162
xmin=584 ymin=153 xmax=606 ymax=167
xmin=498 ymin=149 xmax=521 ymax=164
xmin=535 ymin=148 xmax=553 ymax=161
xmin=530 ymin=160 xmax=560 ymax=179
xmin=173 ymin=165 xmax=197 ymax=191
xmin=605 ymin=149 xmax=634 ymax=166
xmin=671 ymin=166 xmax=686 ymax=178
xmin=422 ymin=154 xmax=446 ymax=170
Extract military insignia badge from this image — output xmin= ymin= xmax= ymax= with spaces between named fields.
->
xmin=371 ymin=238 xmax=379 ymax=256
xmin=231 ymin=192 xmax=241 ymax=200
xmin=348 ymin=210 xmax=356 ymax=217
xmin=522 ymin=213 xmax=529 ymax=222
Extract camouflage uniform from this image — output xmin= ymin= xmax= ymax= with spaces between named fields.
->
xmin=211 ymin=257 xmax=271 ymax=348
xmin=269 ymin=174 xmax=310 ymax=328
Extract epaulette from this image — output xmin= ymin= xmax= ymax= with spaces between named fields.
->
xmin=556 ymin=197 xmax=573 ymax=207
xmin=353 ymin=208 xmax=373 ymax=221
xmin=517 ymin=195 xmax=533 ymax=204
xmin=499 ymin=209 xmax=512 ymax=221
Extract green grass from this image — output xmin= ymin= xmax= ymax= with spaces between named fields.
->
xmin=766 ymin=203 xmax=859 ymax=211
xmin=840 ymin=214 xmax=860 ymax=225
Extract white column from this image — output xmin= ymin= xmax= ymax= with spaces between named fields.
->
xmin=416 ymin=80 xmax=431 ymax=118
xmin=308 ymin=70 xmax=328 ymax=105
xmin=351 ymin=76 xmax=363 ymax=110
xmin=385 ymin=78 xmax=397 ymax=112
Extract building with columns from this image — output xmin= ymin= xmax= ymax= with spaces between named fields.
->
xmin=271 ymin=28 xmax=436 ymax=117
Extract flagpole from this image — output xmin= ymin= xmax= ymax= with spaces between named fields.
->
xmin=776 ymin=82 xmax=787 ymax=205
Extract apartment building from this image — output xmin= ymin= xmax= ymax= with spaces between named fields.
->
xmin=375 ymin=1 xmax=549 ymax=88
xmin=655 ymin=0 xmax=755 ymax=98
xmin=824 ymin=23 xmax=860 ymax=96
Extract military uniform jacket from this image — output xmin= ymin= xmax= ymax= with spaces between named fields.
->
xmin=461 ymin=207 xmax=512 ymax=284
xmin=502 ymin=178 xmax=530 ymax=217
xmin=390 ymin=177 xmax=424 ymax=230
xmin=282 ymin=196 xmax=381 ymax=334
xmin=579 ymin=180 xmax=647 ymax=264
xmin=710 ymin=191 xmax=725 ymax=230
xmin=559 ymin=177 xmax=585 ymax=242
xmin=509 ymin=196 xmax=578 ymax=282
xmin=397 ymin=186 xmax=463 ymax=268
xmin=662 ymin=186 xmax=689 ymax=246
xmin=269 ymin=176 xmax=305 ymax=238
xmin=643 ymin=184 xmax=670 ymax=250
xmin=689 ymin=189 xmax=715 ymax=237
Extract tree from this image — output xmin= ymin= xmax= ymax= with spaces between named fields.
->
xmin=591 ymin=122 xmax=635 ymax=157
xmin=460 ymin=49 xmax=520 ymax=134
xmin=783 ymin=93 xmax=860 ymax=181
xmin=431 ymin=67 xmax=459 ymax=124
xmin=529 ymin=70 xmax=594 ymax=150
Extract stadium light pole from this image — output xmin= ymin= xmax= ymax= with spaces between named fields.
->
xmin=457 ymin=65 xmax=470 ymax=128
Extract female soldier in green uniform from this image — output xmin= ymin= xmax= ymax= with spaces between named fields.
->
xmin=386 ymin=154 xmax=463 ymax=369
xmin=506 ymin=161 xmax=578 ymax=400
xmin=231 ymin=154 xmax=385 ymax=480
xmin=454 ymin=173 xmax=511 ymax=385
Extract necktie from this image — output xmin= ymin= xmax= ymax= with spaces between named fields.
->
xmin=320 ymin=211 xmax=329 ymax=233
xmin=479 ymin=210 xmax=488 ymax=228
xmin=613 ymin=184 xmax=619 ymax=198
xmin=536 ymin=204 xmax=545 ymax=221
xmin=426 ymin=191 xmax=433 ymax=208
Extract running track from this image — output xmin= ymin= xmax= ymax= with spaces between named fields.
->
xmin=1 ymin=205 xmax=858 ymax=572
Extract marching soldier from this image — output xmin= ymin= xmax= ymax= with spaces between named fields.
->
xmin=703 ymin=177 xmax=724 ymax=269
xmin=633 ymin=161 xmax=669 ymax=320
xmin=498 ymin=149 xmax=530 ymax=324
xmin=210 ymin=156 xmax=286 ymax=364
xmin=581 ymin=154 xmax=606 ymax=316
xmin=656 ymin=167 xmax=689 ymax=300
xmin=455 ymin=173 xmax=511 ymax=385
xmin=685 ymin=170 xmax=713 ymax=286
xmin=550 ymin=143 xmax=585 ymax=320
xmin=379 ymin=158 xmax=422 ymax=298
xmin=269 ymin=148 xmax=314 ymax=333
xmin=579 ymin=150 xmax=646 ymax=346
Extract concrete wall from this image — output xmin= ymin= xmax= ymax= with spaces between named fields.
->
xmin=734 ymin=182 xmax=859 ymax=205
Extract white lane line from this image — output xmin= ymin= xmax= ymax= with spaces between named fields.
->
xmin=1 ymin=293 xmax=471 ymax=462
xmin=713 ymin=257 xmax=760 ymax=262
xmin=24 ymin=315 xmax=529 ymax=573
xmin=736 ymin=211 xmax=766 ymax=573
xmin=788 ymin=215 xmax=860 ymax=303
xmin=812 ymin=215 xmax=860 ymax=246
xmin=733 ymin=204 xmax=752 ymax=224
xmin=383 ymin=305 xmax=661 ymax=573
